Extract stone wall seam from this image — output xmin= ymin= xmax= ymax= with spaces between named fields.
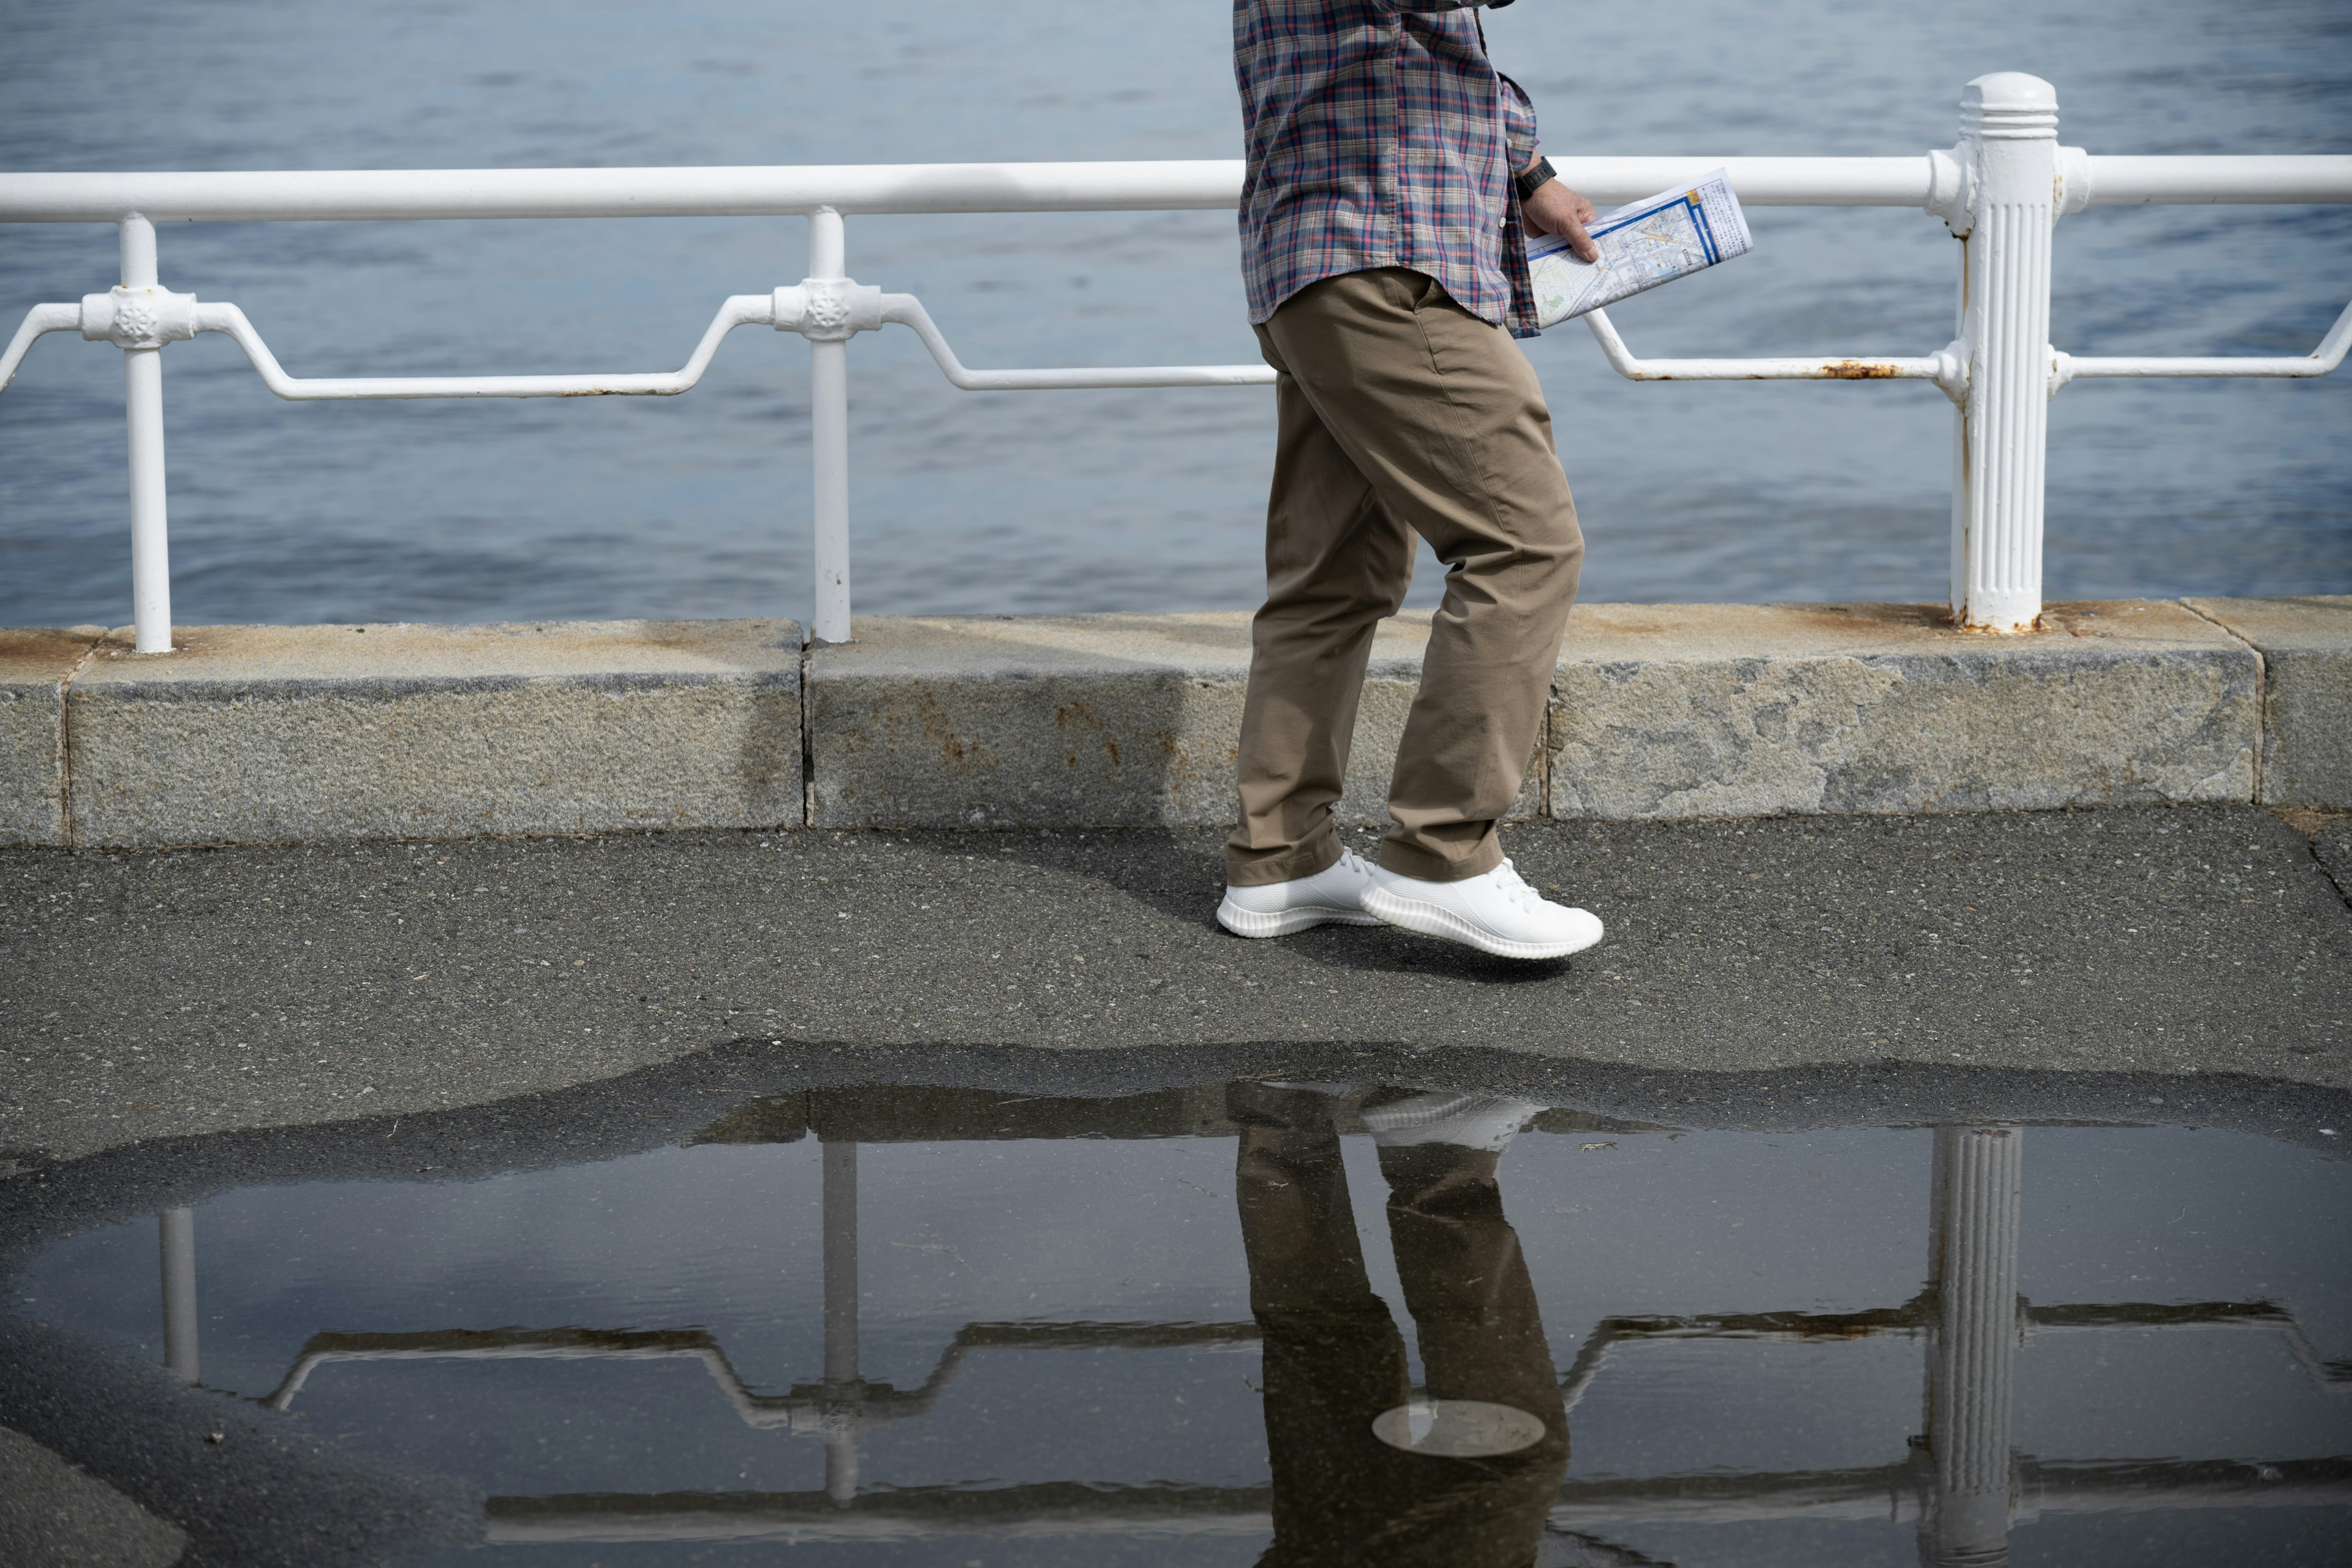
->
xmin=1540 ymin=671 xmax=1555 ymax=820
xmin=2173 ymin=596 xmax=2266 ymax=804
xmin=800 ymin=633 xmax=815 ymax=829
xmin=56 ymin=632 xmax=103 ymax=849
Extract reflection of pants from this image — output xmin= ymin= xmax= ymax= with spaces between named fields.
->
xmin=1231 ymin=1083 xmax=1569 ymax=1568
xmin=1226 ymin=267 xmax=1584 ymax=889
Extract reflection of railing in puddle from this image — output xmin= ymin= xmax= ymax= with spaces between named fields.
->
xmin=472 ymin=1455 xmax=2352 ymax=1544
xmin=483 ymin=1481 xmax=1276 ymax=1544
xmin=257 ymin=1299 xmax=2350 ymax=1431
xmin=153 ymin=1102 xmax=2352 ymax=1559
xmin=1558 ymin=1298 xmax=2352 ymax=1409
xmin=258 ymin=1317 xmax=1264 ymax=1428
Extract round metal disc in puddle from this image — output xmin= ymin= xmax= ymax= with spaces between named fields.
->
xmin=1370 ymin=1399 xmax=1547 ymax=1457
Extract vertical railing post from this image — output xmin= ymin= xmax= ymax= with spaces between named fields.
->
xmin=121 ymin=214 xmax=174 ymax=652
xmin=1950 ymin=74 xmax=2059 ymax=633
xmin=807 ymin=208 xmax=852 ymax=643
xmin=159 ymin=1205 xmax=199 ymax=1382
xmin=1922 ymin=1126 xmax=2024 ymax=1566
xmin=821 ymin=1137 xmax=861 ymax=1506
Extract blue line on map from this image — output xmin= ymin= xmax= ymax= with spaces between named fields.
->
xmin=1588 ymin=190 xmax=1722 ymax=266
xmin=1689 ymin=198 xmax=1722 ymax=265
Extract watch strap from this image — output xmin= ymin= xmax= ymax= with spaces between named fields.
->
xmin=1513 ymin=156 xmax=1556 ymax=203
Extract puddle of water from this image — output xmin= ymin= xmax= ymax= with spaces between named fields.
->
xmin=7 ymin=1078 xmax=2351 ymax=1566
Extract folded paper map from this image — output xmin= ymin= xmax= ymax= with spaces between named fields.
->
xmin=1527 ymin=168 xmax=1753 ymax=328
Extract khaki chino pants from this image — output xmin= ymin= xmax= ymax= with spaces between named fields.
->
xmin=1228 ymin=267 xmax=1583 ymax=887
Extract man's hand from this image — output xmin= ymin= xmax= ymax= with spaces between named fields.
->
xmin=1523 ymin=180 xmax=1599 ymax=263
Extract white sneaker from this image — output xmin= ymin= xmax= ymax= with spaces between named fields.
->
xmin=1362 ymin=858 xmax=1604 ymax=960
xmin=1217 ymin=848 xmax=1382 ymax=938
xmin=1360 ymin=1092 xmax=1544 ymax=1153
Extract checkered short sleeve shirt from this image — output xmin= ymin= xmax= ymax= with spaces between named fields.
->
xmin=1234 ymin=0 xmax=1542 ymax=337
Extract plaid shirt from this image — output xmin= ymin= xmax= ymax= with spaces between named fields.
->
xmin=1234 ymin=1 xmax=1543 ymax=337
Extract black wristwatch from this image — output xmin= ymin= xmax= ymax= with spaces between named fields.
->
xmin=1513 ymin=156 xmax=1556 ymax=203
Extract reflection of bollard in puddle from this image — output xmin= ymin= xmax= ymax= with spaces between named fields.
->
xmin=1923 ymin=1125 xmax=2024 ymax=1567
xmin=820 ymin=1139 xmax=860 ymax=1508
xmin=159 ymin=1205 xmax=197 ymax=1384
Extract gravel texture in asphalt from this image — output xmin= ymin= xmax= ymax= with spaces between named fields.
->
xmin=4 ymin=805 xmax=2348 ymax=1162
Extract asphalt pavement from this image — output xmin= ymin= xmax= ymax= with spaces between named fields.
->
xmin=4 ymin=805 xmax=2349 ymax=1163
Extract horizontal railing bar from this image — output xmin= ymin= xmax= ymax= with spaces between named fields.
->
xmin=1 ymin=290 xmax=1281 ymax=400
xmin=25 ymin=274 xmax=2333 ymax=420
xmin=4 ymin=155 xmax=2333 ymax=225
xmin=4 ymin=155 xmax=2344 ymax=225
xmin=0 ymin=162 xmax=1248 ymax=224
xmin=2050 ymin=298 xmax=2352 ymax=391
xmin=195 ymin=296 xmax=774 ymax=399
xmin=880 ymin=295 xmax=1273 ymax=389
xmin=2062 ymin=352 xmax=2346 ymax=379
xmin=2085 ymin=154 xmax=2352 ymax=205
xmin=1581 ymin=307 xmax=1966 ymax=399
xmin=1563 ymin=157 xmax=1931 ymax=206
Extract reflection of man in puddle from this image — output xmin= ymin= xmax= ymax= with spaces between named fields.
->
xmin=1230 ymin=1081 xmax=1568 ymax=1567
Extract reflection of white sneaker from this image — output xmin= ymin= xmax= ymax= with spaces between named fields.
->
xmin=1217 ymin=848 xmax=1382 ymax=938
xmin=1360 ymin=1093 xmax=1543 ymax=1153
xmin=1362 ymin=858 xmax=1603 ymax=960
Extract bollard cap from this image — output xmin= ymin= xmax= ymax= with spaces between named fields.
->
xmin=1962 ymin=72 xmax=2059 ymax=140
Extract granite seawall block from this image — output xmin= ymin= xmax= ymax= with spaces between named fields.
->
xmin=1547 ymin=601 xmax=2263 ymax=820
xmin=806 ymin=611 xmax=1544 ymax=829
xmin=0 ymin=627 xmax=102 ymax=847
xmin=66 ymin=619 xmax=803 ymax=848
xmin=2188 ymin=596 xmax=2352 ymax=809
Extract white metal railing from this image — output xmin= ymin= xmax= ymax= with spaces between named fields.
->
xmin=2 ymin=72 xmax=2347 ymax=650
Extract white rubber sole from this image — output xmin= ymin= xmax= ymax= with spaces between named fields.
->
xmin=1360 ymin=884 xmax=1604 ymax=960
xmin=1215 ymin=895 xmax=1384 ymax=939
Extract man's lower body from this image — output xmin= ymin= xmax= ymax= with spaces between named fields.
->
xmin=1216 ymin=268 xmax=1602 ymax=959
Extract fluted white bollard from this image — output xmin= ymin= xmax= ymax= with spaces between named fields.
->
xmin=121 ymin=215 xmax=175 ymax=652
xmin=159 ymin=1206 xmax=199 ymax=1382
xmin=821 ymin=1139 xmax=861 ymax=1506
xmin=807 ymin=207 xmax=853 ymax=644
xmin=1950 ymin=74 xmax=2060 ymax=633
xmin=1924 ymin=1126 xmax=2024 ymax=1566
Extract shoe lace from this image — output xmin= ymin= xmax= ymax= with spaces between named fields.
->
xmin=1337 ymin=847 xmax=1371 ymax=876
xmin=1489 ymin=858 xmax=1545 ymax=911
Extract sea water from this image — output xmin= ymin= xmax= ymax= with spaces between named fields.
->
xmin=1 ymin=0 xmax=2345 ymax=630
